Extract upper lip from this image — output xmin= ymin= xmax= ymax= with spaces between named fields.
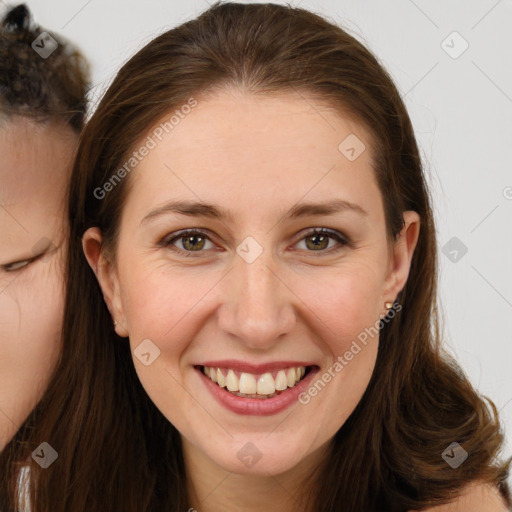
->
xmin=197 ymin=360 xmax=316 ymax=373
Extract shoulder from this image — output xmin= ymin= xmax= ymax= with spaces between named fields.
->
xmin=409 ymin=481 xmax=511 ymax=512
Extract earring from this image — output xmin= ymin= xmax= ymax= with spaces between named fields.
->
xmin=113 ymin=320 xmax=117 ymax=326
xmin=385 ymin=301 xmax=393 ymax=310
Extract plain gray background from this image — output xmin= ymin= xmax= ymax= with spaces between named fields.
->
xmin=13 ymin=0 xmax=512 ymax=485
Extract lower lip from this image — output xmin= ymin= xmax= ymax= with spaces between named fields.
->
xmin=196 ymin=366 xmax=320 ymax=416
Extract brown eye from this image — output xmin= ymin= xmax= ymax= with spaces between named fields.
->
xmin=181 ymin=234 xmax=207 ymax=251
xmin=305 ymin=233 xmax=330 ymax=251
xmin=296 ymin=228 xmax=349 ymax=253
xmin=164 ymin=230 xmax=215 ymax=255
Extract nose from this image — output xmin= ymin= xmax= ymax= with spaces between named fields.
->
xmin=216 ymin=250 xmax=296 ymax=350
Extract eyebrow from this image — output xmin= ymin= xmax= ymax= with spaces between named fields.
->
xmin=139 ymin=198 xmax=368 ymax=226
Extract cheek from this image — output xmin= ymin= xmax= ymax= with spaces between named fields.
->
xmin=0 ymin=260 xmax=64 ymax=440
xmin=120 ymin=266 xmax=213 ymax=422
xmin=119 ymin=255 xmax=386 ymax=452
xmin=121 ymin=258 xmax=385 ymax=361
xmin=120 ymin=262 xmax=223 ymax=349
xmin=295 ymin=263 xmax=385 ymax=345
xmin=287 ymin=267 xmax=383 ymax=433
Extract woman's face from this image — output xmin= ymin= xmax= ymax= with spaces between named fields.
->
xmin=0 ymin=117 xmax=74 ymax=448
xmin=85 ymin=89 xmax=419 ymax=476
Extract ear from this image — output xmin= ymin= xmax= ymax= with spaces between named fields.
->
xmin=82 ymin=227 xmax=129 ymax=337
xmin=382 ymin=210 xmax=421 ymax=305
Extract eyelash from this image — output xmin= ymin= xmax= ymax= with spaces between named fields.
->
xmin=1 ymin=254 xmax=40 ymax=273
xmin=161 ymin=228 xmax=351 ymax=258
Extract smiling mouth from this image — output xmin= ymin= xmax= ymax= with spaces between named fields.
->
xmin=198 ymin=365 xmax=313 ymax=399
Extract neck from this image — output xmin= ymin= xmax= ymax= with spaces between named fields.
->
xmin=182 ymin=437 xmax=328 ymax=512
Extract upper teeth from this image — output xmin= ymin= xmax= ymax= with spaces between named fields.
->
xmin=203 ymin=366 xmax=306 ymax=395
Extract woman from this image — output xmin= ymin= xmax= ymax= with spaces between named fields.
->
xmin=0 ymin=3 xmax=89 ymax=456
xmin=2 ymin=2 xmax=510 ymax=511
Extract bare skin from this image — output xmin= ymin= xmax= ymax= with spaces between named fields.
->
xmin=0 ymin=117 xmax=75 ymax=448
xmin=417 ymin=481 xmax=510 ymax=512
xmin=82 ymin=88 xmax=503 ymax=511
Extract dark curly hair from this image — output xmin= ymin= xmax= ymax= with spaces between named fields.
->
xmin=0 ymin=3 xmax=90 ymax=132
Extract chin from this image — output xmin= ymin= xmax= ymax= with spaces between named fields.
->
xmin=205 ymin=436 xmax=313 ymax=476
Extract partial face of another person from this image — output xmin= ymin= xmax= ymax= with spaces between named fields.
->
xmin=85 ymin=89 xmax=419 ymax=476
xmin=0 ymin=117 xmax=75 ymax=448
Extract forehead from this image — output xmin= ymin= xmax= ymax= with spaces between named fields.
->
xmin=124 ymin=89 xmax=381 ymax=221
xmin=0 ymin=117 xmax=75 ymax=207
xmin=142 ymin=88 xmax=371 ymax=161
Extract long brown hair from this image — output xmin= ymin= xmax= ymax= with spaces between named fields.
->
xmin=1 ymin=2 xmax=510 ymax=510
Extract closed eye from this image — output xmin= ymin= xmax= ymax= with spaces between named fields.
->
xmin=1 ymin=253 xmax=42 ymax=272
